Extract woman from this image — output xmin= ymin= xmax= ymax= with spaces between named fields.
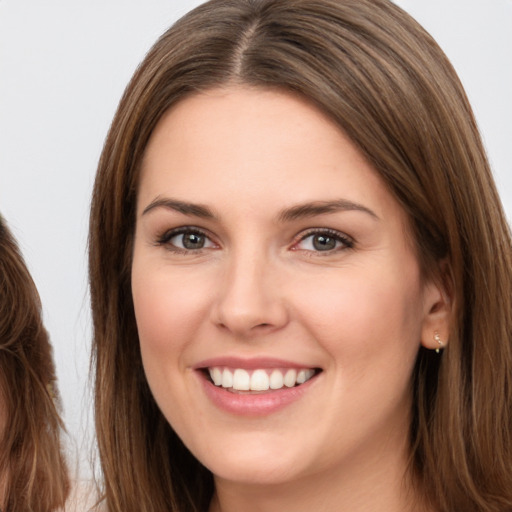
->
xmin=89 ymin=0 xmax=512 ymax=510
xmin=0 ymin=215 xmax=70 ymax=510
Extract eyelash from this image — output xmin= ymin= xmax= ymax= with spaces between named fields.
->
xmin=155 ymin=227 xmax=215 ymax=254
xmin=155 ymin=226 xmax=354 ymax=254
xmin=292 ymin=228 xmax=354 ymax=254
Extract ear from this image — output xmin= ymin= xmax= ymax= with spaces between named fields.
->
xmin=420 ymin=263 xmax=453 ymax=351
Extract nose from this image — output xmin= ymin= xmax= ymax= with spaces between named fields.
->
xmin=211 ymin=248 xmax=289 ymax=338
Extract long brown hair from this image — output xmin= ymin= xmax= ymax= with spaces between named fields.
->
xmin=0 ymin=215 xmax=70 ymax=511
xmin=89 ymin=1 xmax=512 ymax=510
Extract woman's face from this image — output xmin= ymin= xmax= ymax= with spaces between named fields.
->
xmin=132 ymin=87 xmax=443 ymax=487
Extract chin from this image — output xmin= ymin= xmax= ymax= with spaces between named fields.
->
xmin=208 ymin=459 xmax=304 ymax=486
xmin=192 ymin=435 xmax=312 ymax=486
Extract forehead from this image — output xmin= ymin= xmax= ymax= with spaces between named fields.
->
xmin=138 ymin=86 xmax=406 ymax=227
xmin=141 ymin=86 xmax=348 ymax=173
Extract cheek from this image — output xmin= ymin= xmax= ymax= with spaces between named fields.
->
xmin=290 ymin=261 xmax=424 ymax=363
xmin=130 ymin=259 xmax=215 ymax=428
xmin=131 ymin=260 xmax=212 ymax=362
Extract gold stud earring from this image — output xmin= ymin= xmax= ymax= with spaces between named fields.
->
xmin=434 ymin=331 xmax=444 ymax=353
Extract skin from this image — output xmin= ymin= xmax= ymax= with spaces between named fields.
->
xmin=131 ymin=86 xmax=449 ymax=512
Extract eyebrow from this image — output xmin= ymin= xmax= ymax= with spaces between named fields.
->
xmin=141 ymin=197 xmax=378 ymax=222
xmin=142 ymin=197 xmax=216 ymax=218
xmin=278 ymin=199 xmax=379 ymax=222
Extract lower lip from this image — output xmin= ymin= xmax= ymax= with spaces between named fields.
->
xmin=198 ymin=372 xmax=318 ymax=416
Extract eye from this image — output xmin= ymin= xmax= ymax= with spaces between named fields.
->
xmin=293 ymin=229 xmax=353 ymax=253
xmin=157 ymin=227 xmax=216 ymax=251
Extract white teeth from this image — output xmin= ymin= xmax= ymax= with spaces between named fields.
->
xmin=284 ymin=369 xmax=297 ymax=387
xmin=233 ymin=369 xmax=250 ymax=390
xmin=208 ymin=367 xmax=316 ymax=391
xmin=250 ymin=369 xmax=270 ymax=391
xmin=296 ymin=369 xmax=315 ymax=384
xmin=221 ymin=368 xmax=233 ymax=388
xmin=269 ymin=369 xmax=284 ymax=389
xmin=210 ymin=367 xmax=222 ymax=386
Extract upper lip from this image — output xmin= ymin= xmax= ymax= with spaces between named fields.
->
xmin=193 ymin=356 xmax=320 ymax=370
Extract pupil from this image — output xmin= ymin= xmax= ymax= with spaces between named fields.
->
xmin=313 ymin=234 xmax=336 ymax=251
xmin=183 ymin=233 xmax=204 ymax=249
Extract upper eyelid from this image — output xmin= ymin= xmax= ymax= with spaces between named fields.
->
xmin=294 ymin=227 xmax=353 ymax=243
xmin=156 ymin=226 xmax=215 ymax=244
xmin=160 ymin=225 xmax=210 ymax=236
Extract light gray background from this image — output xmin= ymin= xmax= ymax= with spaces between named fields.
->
xmin=1 ymin=0 xmax=511 ymax=477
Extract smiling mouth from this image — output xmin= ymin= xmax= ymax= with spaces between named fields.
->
xmin=206 ymin=367 xmax=321 ymax=393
